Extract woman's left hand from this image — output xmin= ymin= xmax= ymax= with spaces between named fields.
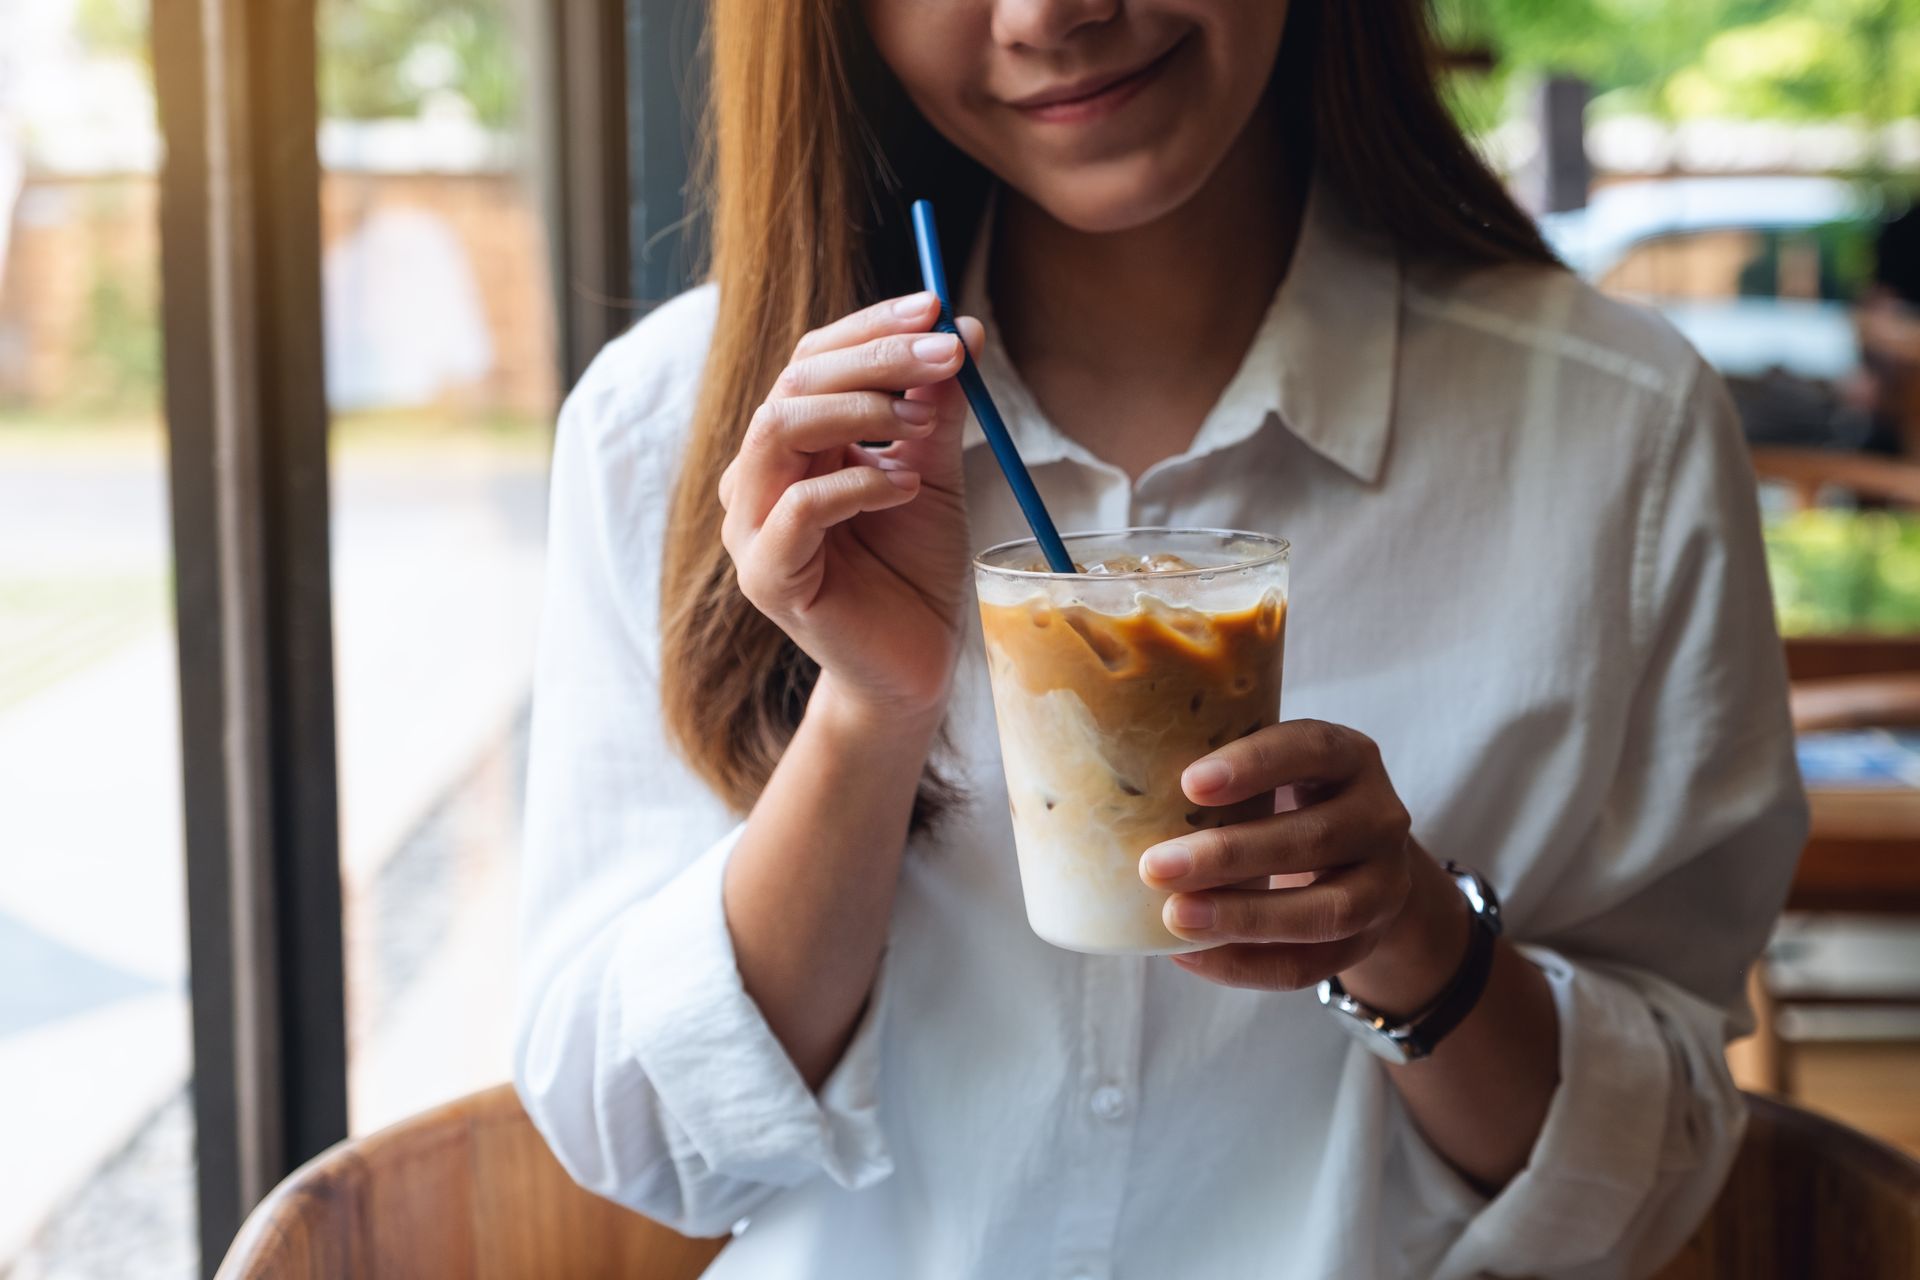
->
xmin=1139 ymin=719 xmax=1467 ymax=1007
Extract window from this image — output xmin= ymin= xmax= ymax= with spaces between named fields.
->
xmin=314 ymin=0 xmax=557 ymax=1135
xmin=0 ymin=2 xmax=196 ymax=1274
xmin=1 ymin=1 xmax=687 ymax=1270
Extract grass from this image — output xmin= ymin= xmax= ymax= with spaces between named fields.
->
xmin=0 ymin=403 xmax=550 ymax=711
xmin=0 ymin=411 xmax=165 ymax=455
xmin=0 ymin=575 xmax=171 ymax=712
xmin=329 ymin=406 xmax=550 ymax=457
xmin=0 ymin=406 xmax=550 ymax=458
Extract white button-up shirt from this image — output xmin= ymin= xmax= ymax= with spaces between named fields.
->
xmin=514 ymin=187 xmax=1807 ymax=1279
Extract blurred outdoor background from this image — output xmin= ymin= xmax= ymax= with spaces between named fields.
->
xmin=2 ymin=0 xmax=1918 ymax=1275
xmin=1 ymin=0 xmax=550 ymax=1275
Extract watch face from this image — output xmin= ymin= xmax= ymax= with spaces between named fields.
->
xmin=1317 ymin=981 xmax=1416 ymax=1065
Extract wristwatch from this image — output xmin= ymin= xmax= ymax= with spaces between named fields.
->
xmin=1316 ymin=861 xmax=1503 ymax=1065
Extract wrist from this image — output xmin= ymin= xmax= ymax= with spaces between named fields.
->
xmin=805 ymin=674 xmax=947 ymax=751
xmin=1338 ymin=847 xmax=1472 ymax=1021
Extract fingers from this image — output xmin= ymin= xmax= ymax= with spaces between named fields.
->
xmin=720 ymin=303 xmax=980 ymax=574
xmin=1182 ymin=719 xmax=1379 ymax=808
xmin=1169 ymin=935 xmax=1377 ymax=992
xmin=789 ymin=292 xmax=941 ymax=362
xmin=751 ymin=315 xmax=984 ymax=464
xmin=1155 ymin=718 xmax=1418 ymax=994
xmin=1161 ymin=862 xmax=1409 ymax=947
xmin=744 ymin=391 xmax=939 ymax=460
xmin=729 ymin=465 xmax=919 ymax=610
xmin=724 ymin=312 xmax=984 ymax=531
xmin=775 ymin=329 xmax=966 ymax=399
xmin=1140 ymin=784 xmax=1410 ymax=891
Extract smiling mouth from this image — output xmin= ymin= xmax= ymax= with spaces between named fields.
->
xmin=1009 ymin=37 xmax=1186 ymax=125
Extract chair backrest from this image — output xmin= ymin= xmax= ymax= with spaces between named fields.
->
xmin=1790 ymin=671 xmax=1920 ymax=731
xmin=222 ymin=1087 xmax=1918 ymax=1279
xmin=1751 ymin=447 xmax=1920 ymax=512
xmin=215 ymin=1084 xmax=727 ymax=1280
xmin=1655 ymin=1094 xmax=1920 ymax=1279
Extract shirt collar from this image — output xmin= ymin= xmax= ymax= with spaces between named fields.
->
xmin=955 ymin=178 xmax=1401 ymax=485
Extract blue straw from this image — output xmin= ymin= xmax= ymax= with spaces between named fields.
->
xmin=910 ymin=199 xmax=1075 ymax=574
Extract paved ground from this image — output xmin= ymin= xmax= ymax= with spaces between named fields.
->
xmin=4 ymin=714 xmax=528 ymax=1280
xmin=0 ymin=426 xmax=545 ymax=1273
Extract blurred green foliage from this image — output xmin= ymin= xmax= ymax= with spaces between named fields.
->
xmin=68 ymin=0 xmax=1920 ymax=135
xmin=1767 ymin=509 xmax=1920 ymax=634
xmin=76 ymin=270 xmax=162 ymax=413
xmin=319 ymin=0 xmax=520 ymax=127
xmin=66 ymin=0 xmax=521 ymax=128
xmin=1435 ymin=0 xmax=1920 ymax=124
xmin=70 ymin=187 xmax=162 ymax=415
xmin=74 ymin=0 xmax=146 ymax=61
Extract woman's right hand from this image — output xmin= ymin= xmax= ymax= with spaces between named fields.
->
xmin=719 ymin=291 xmax=985 ymax=726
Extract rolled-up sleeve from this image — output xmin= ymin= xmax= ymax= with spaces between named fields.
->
xmin=1423 ymin=356 xmax=1808 ymax=1279
xmin=1416 ymin=954 xmax=1749 ymax=1279
xmin=513 ymin=307 xmax=893 ymax=1237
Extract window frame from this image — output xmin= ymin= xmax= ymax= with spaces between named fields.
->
xmin=150 ymin=0 xmax=698 ymax=1272
xmin=153 ymin=0 xmax=348 ymax=1269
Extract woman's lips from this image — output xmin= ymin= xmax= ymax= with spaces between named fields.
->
xmin=1009 ymin=41 xmax=1183 ymax=126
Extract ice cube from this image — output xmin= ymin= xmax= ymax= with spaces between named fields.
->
xmin=1081 ymin=553 xmax=1201 ymax=576
xmin=1083 ymin=554 xmax=1148 ymax=576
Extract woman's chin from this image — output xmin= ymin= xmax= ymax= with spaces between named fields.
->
xmin=1010 ymin=158 xmax=1218 ymax=236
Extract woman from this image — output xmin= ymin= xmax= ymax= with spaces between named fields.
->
xmin=515 ymin=2 xmax=1806 ymax=1276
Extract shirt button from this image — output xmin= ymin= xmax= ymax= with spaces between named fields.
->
xmin=1090 ymin=1084 xmax=1128 ymax=1121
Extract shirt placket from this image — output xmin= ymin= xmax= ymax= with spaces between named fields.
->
xmin=1048 ymin=954 xmax=1146 ymax=1280
xmin=1128 ymin=483 xmax=1171 ymax=528
xmin=1029 ymin=458 xmax=1186 ymax=1280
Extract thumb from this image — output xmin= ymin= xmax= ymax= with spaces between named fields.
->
xmin=953 ymin=314 xmax=986 ymax=360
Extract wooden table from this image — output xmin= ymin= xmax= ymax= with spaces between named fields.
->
xmin=1737 ymin=786 xmax=1920 ymax=1093
xmin=1782 ymin=634 xmax=1920 ymax=914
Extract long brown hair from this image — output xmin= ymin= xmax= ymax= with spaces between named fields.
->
xmin=660 ymin=0 xmax=1556 ymax=820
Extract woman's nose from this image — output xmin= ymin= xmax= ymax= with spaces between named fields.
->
xmin=990 ymin=0 xmax=1121 ymax=50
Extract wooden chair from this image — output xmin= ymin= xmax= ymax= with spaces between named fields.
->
xmin=214 ymin=1084 xmax=727 ymax=1280
xmin=1752 ymin=447 xmax=1920 ymax=514
xmin=218 ymin=1086 xmax=1918 ymax=1279
xmin=1655 ymin=1093 xmax=1920 ymax=1279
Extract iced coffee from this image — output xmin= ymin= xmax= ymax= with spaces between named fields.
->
xmin=974 ymin=529 xmax=1289 ymax=955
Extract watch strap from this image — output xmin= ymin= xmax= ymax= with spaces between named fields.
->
xmin=1398 ymin=903 xmax=1497 ymax=1060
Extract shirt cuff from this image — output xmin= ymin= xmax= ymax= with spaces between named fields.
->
xmin=614 ymin=827 xmax=894 ymax=1193
xmin=1429 ymin=946 xmax=1677 ymax=1280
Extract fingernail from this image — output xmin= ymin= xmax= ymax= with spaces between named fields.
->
xmin=1167 ymin=895 xmax=1215 ymax=931
xmin=1185 ymin=760 xmax=1230 ymax=793
xmin=1141 ymin=842 xmax=1192 ymax=881
xmin=912 ymin=334 xmax=960 ymax=362
xmin=894 ymin=292 xmax=934 ymax=317
xmin=891 ymin=398 xmax=935 ymax=426
xmin=884 ymin=469 xmax=920 ymax=490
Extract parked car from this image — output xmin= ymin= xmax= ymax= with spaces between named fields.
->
xmin=1539 ymin=176 xmax=1880 ymax=449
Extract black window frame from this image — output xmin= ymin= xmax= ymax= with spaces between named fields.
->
xmin=150 ymin=0 xmax=698 ymax=1272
